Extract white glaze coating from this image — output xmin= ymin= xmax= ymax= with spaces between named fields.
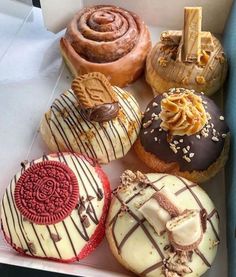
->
xmin=40 ymin=87 xmax=142 ymax=164
xmin=106 ymin=173 xmax=219 ymax=276
xmin=0 ymin=153 xmax=107 ymax=261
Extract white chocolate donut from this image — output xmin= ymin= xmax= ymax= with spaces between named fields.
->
xmin=1 ymin=152 xmax=110 ymax=262
xmin=106 ymin=171 xmax=219 ymax=276
xmin=40 ymin=87 xmax=142 ymax=164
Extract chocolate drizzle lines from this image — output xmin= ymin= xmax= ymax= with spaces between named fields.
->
xmin=50 ymin=108 xmax=74 ymax=152
xmin=99 ymin=122 xmax=117 ymax=159
xmin=45 ymin=114 xmax=61 ymax=151
xmin=65 ymin=91 xmax=110 ymax=161
xmin=177 ymin=176 xmax=219 ymax=261
xmin=118 ymin=118 xmax=132 ymax=146
xmin=72 ymin=153 xmax=103 ymax=201
xmin=10 ymin=177 xmax=33 ymax=255
xmin=30 ymin=223 xmax=47 ymax=257
xmin=140 ymin=261 xmax=163 ymax=276
xmin=4 ymin=184 xmax=23 ymax=249
xmin=1 ymin=152 xmax=105 ymax=260
xmin=1 ymin=195 xmax=12 ymax=244
xmin=117 ymin=218 xmax=145 ymax=253
xmin=109 ymin=174 xmax=219 ymax=275
xmin=54 ymin=100 xmax=91 ymax=155
xmin=46 ymin=226 xmax=62 ymax=259
xmin=175 ymin=183 xmax=197 ymax=195
xmin=44 ymin=88 xmax=140 ymax=162
xmin=110 ymin=120 xmax=125 ymax=156
xmin=58 ymin=95 xmax=97 ymax=157
xmin=70 ymin=215 xmax=89 ymax=241
xmin=195 ymin=248 xmax=211 ymax=267
xmin=62 ymin=221 xmax=78 ymax=260
xmin=114 ymin=87 xmax=141 ymax=124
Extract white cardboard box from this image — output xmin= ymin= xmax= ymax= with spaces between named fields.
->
xmin=0 ymin=0 xmax=232 ymax=276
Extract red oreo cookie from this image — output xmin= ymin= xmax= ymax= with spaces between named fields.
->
xmin=14 ymin=161 xmax=79 ymax=225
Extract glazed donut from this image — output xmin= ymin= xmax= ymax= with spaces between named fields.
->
xmin=60 ymin=5 xmax=151 ymax=87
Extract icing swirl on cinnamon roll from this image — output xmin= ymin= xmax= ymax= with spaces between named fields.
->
xmin=60 ymin=5 xmax=151 ymax=87
xmin=73 ymin=6 xmax=139 ymax=63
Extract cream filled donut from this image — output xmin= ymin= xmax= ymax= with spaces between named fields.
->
xmin=40 ymin=73 xmax=142 ymax=164
xmin=135 ymin=88 xmax=230 ymax=183
xmin=0 ymin=152 xmax=111 ymax=262
xmin=60 ymin=5 xmax=151 ymax=87
xmin=106 ymin=170 xmax=220 ymax=276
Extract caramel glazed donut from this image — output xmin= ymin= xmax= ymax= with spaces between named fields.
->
xmin=60 ymin=5 xmax=151 ymax=87
xmin=135 ymin=88 xmax=230 ymax=183
xmin=146 ymin=32 xmax=227 ymax=96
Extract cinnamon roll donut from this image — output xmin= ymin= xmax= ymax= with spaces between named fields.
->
xmin=60 ymin=5 xmax=151 ymax=87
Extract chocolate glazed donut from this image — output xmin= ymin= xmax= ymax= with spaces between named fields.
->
xmin=60 ymin=5 xmax=151 ymax=87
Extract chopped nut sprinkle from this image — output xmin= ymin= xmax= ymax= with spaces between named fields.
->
xmin=212 ymin=136 xmax=219 ymax=142
xmin=179 ymin=139 xmax=184 ymax=143
xmin=196 ymin=135 xmax=201 ymax=139
xmin=182 ymin=148 xmax=188 ymax=154
xmin=206 ymin=112 xmax=212 ymax=120
xmin=219 ymin=116 xmax=224 ymax=121
xmin=222 ymin=133 xmax=227 ymax=138
xmin=151 ymin=113 xmax=158 ymax=118
xmin=170 ymin=88 xmax=176 ymax=93
xmin=152 ymin=102 xmax=158 ymax=107
xmin=183 ymin=155 xmax=191 ymax=162
xmin=158 ymin=56 xmax=168 ymax=67
xmin=170 ymin=146 xmax=178 ymax=154
xmin=143 ymin=120 xmax=152 ymax=128
xmin=201 ymin=129 xmax=209 ymax=138
xmin=196 ymin=75 xmax=206 ymax=85
xmin=154 ymin=137 xmax=158 ymax=141
xmin=189 ymin=153 xmax=195 ymax=158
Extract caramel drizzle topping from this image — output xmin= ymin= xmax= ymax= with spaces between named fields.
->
xmin=159 ymin=91 xmax=207 ymax=136
xmin=160 ymin=7 xmax=216 ymax=66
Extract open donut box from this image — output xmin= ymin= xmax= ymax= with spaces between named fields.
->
xmin=0 ymin=0 xmax=235 ymax=276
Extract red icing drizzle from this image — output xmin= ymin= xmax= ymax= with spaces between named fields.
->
xmin=14 ymin=161 xmax=79 ymax=225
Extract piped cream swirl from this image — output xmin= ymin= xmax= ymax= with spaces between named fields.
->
xmin=160 ymin=90 xmax=207 ymax=136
